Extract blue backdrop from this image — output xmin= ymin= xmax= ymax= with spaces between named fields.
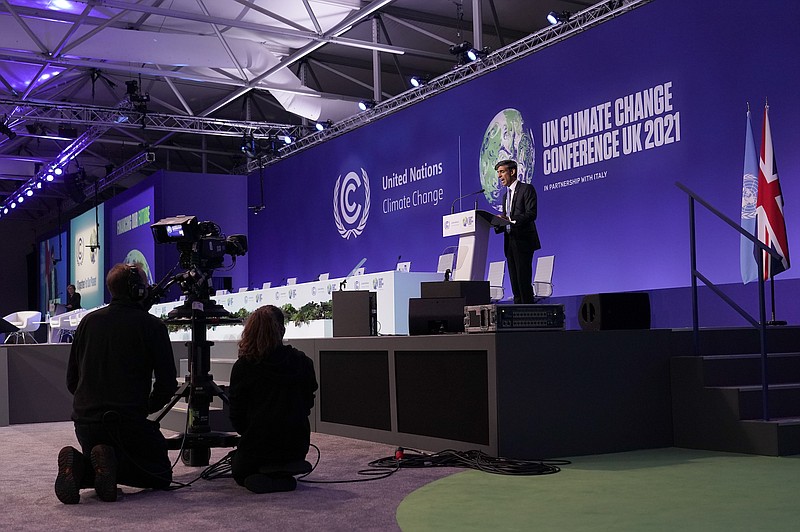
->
xmin=247 ymin=0 xmax=800 ymax=302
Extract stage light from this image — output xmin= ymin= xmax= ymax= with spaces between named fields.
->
xmin=467 ymin=47 xmax=489 ymax=62
xmin=54 ymin=167 xmax=63 ymax=176
xmin=240 ymin=133 xmax=257 ymax=158
xmin=46 ymin=173 xmax=54 ymax=181
xmin=315 ymin=120 xmax=332 ymax=132
xmin=282 ymin=134 xmax=293 ymax=145
xmin=449 ymin=41 xmax=472 ymax=56
xmin=18 ymin=196 xmax=24 ymax=204
xmin=2 ymin=207 xmax=7 ymax=214
xmin=547 ymin=11 xmax=571 ymax=25
xmin=36 ymin=182 xmax=42 ymax=189
xmin=409 ymin=75 xmax=429 ymax=88
xmin=10 ymin=201 xmax=16 ymax=209
xmin=358 ymin=99 xmax=376 ymax=111
xmin=25 ymin=189 xmax=33 ymax=197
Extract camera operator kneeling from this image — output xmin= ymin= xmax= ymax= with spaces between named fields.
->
xmin=55 ymin=263 xmax=177 ymax=504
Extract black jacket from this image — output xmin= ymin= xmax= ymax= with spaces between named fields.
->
xmin=228 ymin=345 xmax=318 ymax=459
xmin=67 ymin=299 xmax=177 ymax=423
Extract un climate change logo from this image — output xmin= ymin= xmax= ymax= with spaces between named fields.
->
xmin=333 ymin=169 xmax=371 ymax=240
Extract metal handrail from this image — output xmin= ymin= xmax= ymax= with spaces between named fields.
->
xmin=675 ymin=181 xmax=782 ymax=420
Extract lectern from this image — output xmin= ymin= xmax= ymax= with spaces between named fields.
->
xmin=442 ymin=209 xmax=507 ymax=281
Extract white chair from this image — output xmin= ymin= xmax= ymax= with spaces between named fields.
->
xmin=237 ymin=287 xmax=248 ymax=293
xmin=318 ymin=273 xmax=330 ymax=281
xmin=532 ymin=255 xmax=555 ymax=302
xmin=3 ymin=311 xmax=42 ymax=344
xmin=261 ymin=282 xmax=272 ymax=289
xmin=487 ymin=261 xmax=506 ymax=302
xmin=215 ymin=289 xmax=230 ymax=296
xmin=287 ymin=278 xmax=297 ymax=285
xmin=437 ymin=253 xmax=455 ymax=274
xmin=396 ymin=261 xmax=411 ymax=272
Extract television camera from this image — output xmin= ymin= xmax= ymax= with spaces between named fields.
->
xmin=148 ymin=215 xmax=248 ymax=466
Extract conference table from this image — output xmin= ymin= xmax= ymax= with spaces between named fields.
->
xmin=149 ymin=270 xmax=443 ymax=340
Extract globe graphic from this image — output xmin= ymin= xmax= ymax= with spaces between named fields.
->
xmin=478 ymin=109 xmax=535 ymax=212
xmin=124 ymin=249 xmax=153 ymax=284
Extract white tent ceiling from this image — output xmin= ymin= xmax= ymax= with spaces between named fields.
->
xmin=0 ymin=0 xmax=600 ymax=227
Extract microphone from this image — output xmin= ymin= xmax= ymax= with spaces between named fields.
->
xmin=444 ymin=268 xmax=451 ymax=281
xmin=450 ymin=189 xmax=484 ymax=214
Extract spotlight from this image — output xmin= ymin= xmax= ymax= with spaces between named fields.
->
xmin=54 ymin=167 xmax=63 ymax=176
xmin=3 ymin=207 xmax=8 ymax=214
xmin=25 ymin=189 xmax=33 ymax=197
xmin=11 ymin=201 xmax=16 ymax=209
xmin=449 ymin=41 xmax=472 ymax=56
xmin=240 ymin=133 xmax=257 ymax=158
xmin=18 ymin=196 xmax=24 ymax=204
xmin=36 ymin=182 xmax=42 ymax=189
xmin=358 ymin=99 xmax=376 ymax=111
xmin=466 ymin=47 xmax=489 ymax=62
xmin=547 ymin=11 xmax=571 ymax=25
xmin=46 ymin=173 xmax=54 ymax=182
xmin=315 ymin=120 xmax=332 ymax=132
xmin=409 ymin=75 xmax=429 ymax=88
xmin=282 ymin=134 xmax=293 ymax=145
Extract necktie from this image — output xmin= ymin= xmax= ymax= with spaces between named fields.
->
xmin=505 ymin=190 xmax=512 ymax=233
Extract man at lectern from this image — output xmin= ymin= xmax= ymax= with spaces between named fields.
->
xmin=494 ymin=159 xmax=540 ymax=303
xmin=65 ymin=284 xmax=81 ymax=311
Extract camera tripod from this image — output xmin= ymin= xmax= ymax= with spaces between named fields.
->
xmin=153 ymin=297 xmax=240 ymax=466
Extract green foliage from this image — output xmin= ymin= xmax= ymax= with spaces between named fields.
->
xmin=281 ymin=301 xmax=332 ymax=326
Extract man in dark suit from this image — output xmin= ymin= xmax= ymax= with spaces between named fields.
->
xmin=494 ymin=159 xmax=540 ymax=303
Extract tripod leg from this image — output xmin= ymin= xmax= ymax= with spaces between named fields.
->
xmin=152 ymin=382 xmax=191 ymax=423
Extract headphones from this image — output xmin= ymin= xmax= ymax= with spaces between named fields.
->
xmin=127 ymin=265 xmax=148 ymax=301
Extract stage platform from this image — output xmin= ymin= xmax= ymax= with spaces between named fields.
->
xmin=3 ymin=327 xmax=799 ymax=458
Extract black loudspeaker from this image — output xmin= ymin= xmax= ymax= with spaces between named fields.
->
xmin=408 ymin=297 xmax=466 ymax=335
xmin=64 ymin=170 xmax=87 ymax=203
xmin=578 ymin=292 xmax=651 ymax=331
xmin=333 ymin=290 xmax=377 ymax=337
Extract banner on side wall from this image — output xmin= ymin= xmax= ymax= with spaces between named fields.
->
xmin=106 ymin=185 xmax=156 ymax=284
xmin=39 ymin=231 xmax=68 ymax=315
xmin=70 ymin=206 xmax=105 ymax=309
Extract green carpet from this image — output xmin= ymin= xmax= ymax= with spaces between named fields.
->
xmin=397 ymin=448 xmax=800 ymax=531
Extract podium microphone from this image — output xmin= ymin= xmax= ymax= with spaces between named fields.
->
xmin=450 ymin=189 xmax=484 ymax=214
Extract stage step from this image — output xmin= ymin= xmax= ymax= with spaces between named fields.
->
xmin=699 ymin=353 xmax=800 ymax=386
xmin=671 ymin=354 xmax=800 ymax=456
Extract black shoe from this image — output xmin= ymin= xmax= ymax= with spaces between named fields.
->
xmin=55 ymin=446 xmax=84 ymax=504
xmin=243 ymin=474 xmax=297 ymax=494
xmin=258 ymin=460 xmax=313 ymax=476
xmin=90 ymin=445 xmax=118 ymax=502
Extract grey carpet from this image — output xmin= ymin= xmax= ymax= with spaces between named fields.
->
xmin=1 ymin=421 xmax=456 ymax=531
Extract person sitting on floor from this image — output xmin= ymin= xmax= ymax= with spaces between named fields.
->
xmin=228 ymin=304 xmax=318 ymax=493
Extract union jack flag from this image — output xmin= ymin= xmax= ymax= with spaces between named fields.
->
xmin=755 ymin=104 xmax=790 ymax=280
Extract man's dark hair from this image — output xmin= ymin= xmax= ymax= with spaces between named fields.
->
xmin=106 ymin=263 xmax=137 ymax=299
xmin=495 ymin=159 xmax=517 ymax=173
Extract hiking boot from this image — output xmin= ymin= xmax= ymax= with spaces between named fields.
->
xmin=90 ymin=445 xmax=118 ymax=502
xmin=55 ymin=446 xmax=84 ymax=504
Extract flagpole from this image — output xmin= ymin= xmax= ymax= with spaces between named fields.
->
xmin=767 ymin=273 xmax=786 ymax=326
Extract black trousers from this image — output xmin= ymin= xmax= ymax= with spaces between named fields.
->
xmin=505 ymin=237 xmax=535 ymax=304
xmin=74 ymin=418 xmax=172 ymax=489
